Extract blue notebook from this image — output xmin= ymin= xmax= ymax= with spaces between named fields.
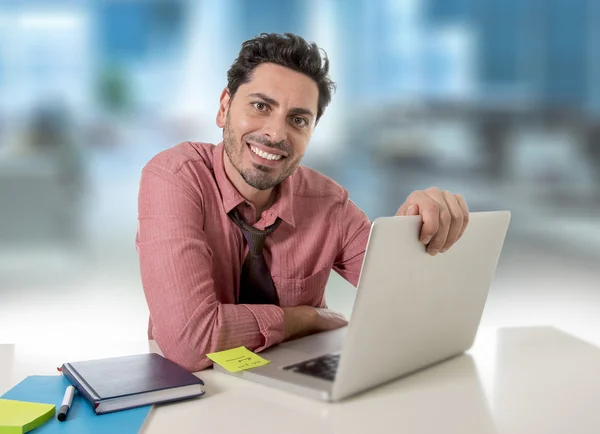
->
xmin=1 ymin=376 xmax=151 ymax=434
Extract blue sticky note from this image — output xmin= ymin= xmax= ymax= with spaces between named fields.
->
xmin=1 ymin=376 xmax=151 ymax=434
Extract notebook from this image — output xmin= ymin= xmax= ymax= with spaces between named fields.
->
xmin=61 ymin=353 xmax=205 ymax=414
xmin=1 ymin=376 xmax=150 ymax=434
xmin=0 ymin=398 xmax=54 ymax=434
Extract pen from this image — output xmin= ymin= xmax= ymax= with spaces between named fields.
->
xmin=57 ymin=385 xmax=76 ymax=421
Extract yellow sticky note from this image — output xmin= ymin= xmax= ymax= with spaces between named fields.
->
xmin=206 ymin=346 xmax=271 ymax=372
xmin=0 ymin=399 xmax=55 ymax=434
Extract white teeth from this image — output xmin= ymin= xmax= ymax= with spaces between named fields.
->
xmin=250 ymin=145 xmax=282 ymax=161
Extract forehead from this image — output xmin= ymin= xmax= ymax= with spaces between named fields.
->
xmin=238 ymin=63 xmax=319 ymax=114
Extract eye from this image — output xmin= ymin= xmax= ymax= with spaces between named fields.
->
xmin=293 ymin=116 xmax=308 ymax=127
xmin=253 ymin=102 xmax=268 ymax=112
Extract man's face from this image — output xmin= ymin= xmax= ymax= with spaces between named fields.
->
xmin=217 ymin=63 xmax=319 ymax=191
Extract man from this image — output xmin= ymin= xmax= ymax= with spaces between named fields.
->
xmin=136 ymin=33 xmax=469 ymax=372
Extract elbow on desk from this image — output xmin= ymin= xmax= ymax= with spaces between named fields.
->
xmin=174 ymin=353 xmax=213 ymax=373
xmin=148 ymin=302 xmax=223 ymax=372
xmin=155 ymin=335 xmax=214 ymax=372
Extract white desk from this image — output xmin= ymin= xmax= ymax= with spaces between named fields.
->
xmin=1 ymin=327 xmax=599 ymax=434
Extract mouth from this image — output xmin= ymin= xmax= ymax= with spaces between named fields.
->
xmin=246 ymin=142 xmax=288 ymax=166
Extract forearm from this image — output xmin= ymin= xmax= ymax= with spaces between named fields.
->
xmin=150 ymin=299 xmax=285 ymax=371
xmin=281 ymin=306 xmax=348 ymax=342
xmin=282 ymin=306 xmax=318 ymax=341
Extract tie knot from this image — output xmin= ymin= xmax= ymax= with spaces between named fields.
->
xmin=245 ymin=231 xmax=268 ymax=255
xmin=229 ymin=209 xmax=282 ymax=255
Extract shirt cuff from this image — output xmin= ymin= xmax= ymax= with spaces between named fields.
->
xmin=242 ymin=304 xmax=285 ymax=351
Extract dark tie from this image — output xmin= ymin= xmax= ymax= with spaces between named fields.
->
xmin=228 ymin=208 xmax=282 ymax=305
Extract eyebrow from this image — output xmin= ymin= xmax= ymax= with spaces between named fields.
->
xmin=248 ymin=92 xmax=315 ymax=119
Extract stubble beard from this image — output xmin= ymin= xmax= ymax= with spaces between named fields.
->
xmin=223 ymin=114 xmax=302 ymax=191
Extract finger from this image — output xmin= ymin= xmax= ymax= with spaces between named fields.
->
xmin=395 ymin=202 xmax=418 ymax=216
xmin=410 ymin=191 xmax=440 ymax=245
xmin=320 ymin=309 xmax=348 ymax=326
xmin=456 ymin=194 xmax=470 ymax=239
xmin=423 ymin=188 xmax=450 ymax=255
xmin=395 ymin=204 xmax=408 ymax=216
xmin=440 ymin=191 xmax=464 ymax=252
xmin=406 ymin=204 xmax=420 ymax=216
xmin=324 ymin=314 xmax=348 ymax=329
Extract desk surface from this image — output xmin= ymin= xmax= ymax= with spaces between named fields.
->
xmin=1 ymin=327 xmax=599 ymax=434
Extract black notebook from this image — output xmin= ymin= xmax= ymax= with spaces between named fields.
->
xmin=61 ymin=353 xmax=205 ymax=414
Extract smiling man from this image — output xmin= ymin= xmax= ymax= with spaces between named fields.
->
xmin=136 ymin=33 xmax=470 ymax=371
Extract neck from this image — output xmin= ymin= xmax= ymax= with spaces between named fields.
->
xmin=223 ymin=150 xmax=275 ymax=218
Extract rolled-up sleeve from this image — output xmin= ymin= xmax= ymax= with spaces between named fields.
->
xmin=136 ymin=163 xmax=284 ymax=371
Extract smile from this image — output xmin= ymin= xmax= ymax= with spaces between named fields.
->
xmin=249 ymin=144 xmax=284 ymax=161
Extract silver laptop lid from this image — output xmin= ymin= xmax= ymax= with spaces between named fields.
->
xmin=332 ymin=211 xmax=511 ymax=401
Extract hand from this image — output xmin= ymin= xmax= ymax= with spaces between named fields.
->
xmin=396 ymin=187 xmax=469 ymax=256
xmin=282 ymin=306 xmax=348 ymax=341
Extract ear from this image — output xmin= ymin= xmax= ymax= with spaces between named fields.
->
xmin=216 ymin=88 xmax=231 ymax=128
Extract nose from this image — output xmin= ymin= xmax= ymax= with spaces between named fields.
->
xmin=261 ymin=113 xmax=287 ymax=144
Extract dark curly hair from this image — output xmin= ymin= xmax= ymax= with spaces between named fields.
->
xmin=226 ymin=32 xmax=336 ymax=123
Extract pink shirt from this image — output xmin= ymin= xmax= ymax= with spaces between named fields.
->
xmin=136 ymin=141 xmax=371 ymax=371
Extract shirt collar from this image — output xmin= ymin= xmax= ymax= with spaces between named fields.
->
xmin=213 ymin=142 xmax=296 ymax=228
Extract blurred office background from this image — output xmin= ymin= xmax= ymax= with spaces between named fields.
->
xmin=1 ymin=0 xmax=599 ymax=345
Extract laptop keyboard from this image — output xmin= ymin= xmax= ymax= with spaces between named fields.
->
xmin=283 ymin=353 xmax=340 ymax=382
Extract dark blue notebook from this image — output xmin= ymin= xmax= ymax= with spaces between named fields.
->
xmin=61 ymin=353 xmax=205 ymax=414
xmin=1 ymin=375 xmax=151 ymax=433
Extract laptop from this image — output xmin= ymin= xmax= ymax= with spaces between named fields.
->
xmin=213 ymin=211 xmax=511 ymax=401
